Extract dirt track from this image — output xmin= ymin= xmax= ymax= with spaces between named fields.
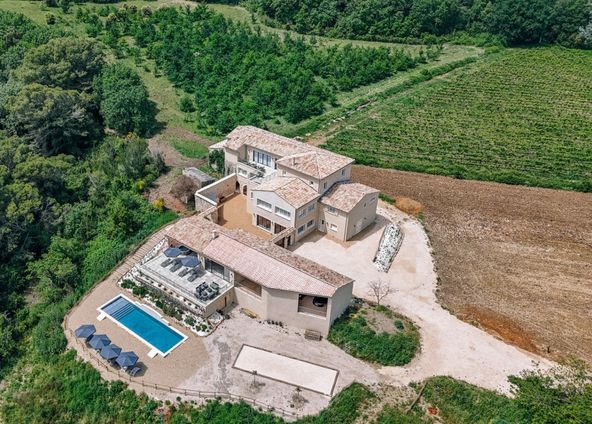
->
xmin=352 ymin=165 xmax=592 ymax=363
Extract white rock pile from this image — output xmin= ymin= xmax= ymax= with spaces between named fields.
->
xmin=373 ymin=223 xmax=403 ymax=272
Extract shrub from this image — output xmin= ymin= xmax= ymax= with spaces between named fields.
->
xmin=179 ymin=95 xmax=195 ymax=113
xmin=132 ymin=285 xmax=148 ymax=298
xmin=121 ymin=279 xmax=136 ymax=289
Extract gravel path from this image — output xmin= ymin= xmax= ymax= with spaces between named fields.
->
xmin=291 ymin=203 xmax=553 ymax=393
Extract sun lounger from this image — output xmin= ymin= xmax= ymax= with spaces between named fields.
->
xmin=170 ymin=262 xmax=182 ymax=272
xmin=128 ymin=366 xmax=141 ymax=377
xmin=160 ymin=258 xmax=172 ymax=267
xmin=188 ymin=272 xmax=199 ymax=282
xmin=179 ymin=268 xmax=190 ymax=277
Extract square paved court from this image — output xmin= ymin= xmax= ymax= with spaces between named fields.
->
xmin=233 ymin=345 xmax=338 ymax=396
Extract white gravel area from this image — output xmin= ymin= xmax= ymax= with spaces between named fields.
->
xmin=291 ymin=202 xmax=553 ymax=394
xmin=234 ymin=345 xmax=338 ymax=396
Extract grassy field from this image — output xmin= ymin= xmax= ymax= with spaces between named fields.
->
xmin=320 ymin=47 xmax=592 ymax=191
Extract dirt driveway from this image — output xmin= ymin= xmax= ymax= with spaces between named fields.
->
xmin=146 ymin=128 xmax=211 ymax=213
xmin=291 ymin=205 xmax=552 ymax=393
xmin=351 ymin=165 xmax=592 ymax=364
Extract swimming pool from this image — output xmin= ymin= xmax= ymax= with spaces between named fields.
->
xmin=98 ymin=295 xmax=186 ymax=356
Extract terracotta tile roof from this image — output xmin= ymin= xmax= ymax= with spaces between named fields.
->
xmin=224 ymin=126 xmax=310 ymax=157
xmin=208 ymin=140 xmax=227 ymax=150
xmin=253 ymin=177 xmax=319 ymax=209
xmin=320 ymin=182 xmax=379 ymax=213
xmin=224 ymin=126 xmax=353 ymax=179
xmin=276 ymin=151 xmax=353 ymax=180
xmin=165 ymin=217 xmax=352 ymax=297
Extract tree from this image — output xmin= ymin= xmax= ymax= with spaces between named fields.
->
xmin=94 ymin=64 xmax=155 ymax=136
xmin=170 ymin=175 xmax=197 ymax=204
xmin=18 ymin=37 xmax=104 ymax=91
xmin=368 ymin=279 xmax=392 ymax=305
xmin=8 ymin=84 xmax=99 ymax=156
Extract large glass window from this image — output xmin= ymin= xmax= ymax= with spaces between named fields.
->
xmin=205 ymin=258 xmax=230 ymax=281
xmin=252 ymin=150 xmax=272 ymax=167
xmin=256 ymin=198 xmax=272 ymax=211
xmin=275 ymin=206 xmax=291 ymax=219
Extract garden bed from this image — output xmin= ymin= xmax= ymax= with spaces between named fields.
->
xmin=328 ymin=301 xmax=420 ymax=366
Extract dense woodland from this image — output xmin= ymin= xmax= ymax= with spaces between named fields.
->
xmin=245 ymin=0 xmax=592 ymax=47
xmin=1 ymin=3 xmax=592 ymax=423
xmin=0 ymin=9 xmax=172 ymax=377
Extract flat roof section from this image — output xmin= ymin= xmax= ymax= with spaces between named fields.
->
xmin=233 ymin=345 xmax=338 ymax=396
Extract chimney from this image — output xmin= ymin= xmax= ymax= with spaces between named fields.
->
xmin=211 ymin=230 xmax=219 ymax=240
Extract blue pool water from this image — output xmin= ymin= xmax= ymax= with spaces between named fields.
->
xmin=101 ymin=296 xmax=185 ymax=354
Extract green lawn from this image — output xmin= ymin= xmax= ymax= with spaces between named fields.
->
xmin=169 ymin=137 xmax=209 ymax=158
xmin=320 ymin=47 xmax=592 ymax=191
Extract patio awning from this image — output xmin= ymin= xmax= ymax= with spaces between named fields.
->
xmin=116 ymin=351 xmax=139 ymax=368
xmin=100 ymin=344 xmax=122 ymax=360
xmin=164 ymin=247 xmax=182 ymax=257
xmin=74 ymin=324 xmax=96 ymax=339
xmin=88 ymin=334 xmax=111 ymax=350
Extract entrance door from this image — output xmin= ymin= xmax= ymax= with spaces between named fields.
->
xmin=319 ymin=219 xmax=326 ymax=232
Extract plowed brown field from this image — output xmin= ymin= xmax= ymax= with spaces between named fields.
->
xmin=352 ymin=165 xmax=592 ymax=363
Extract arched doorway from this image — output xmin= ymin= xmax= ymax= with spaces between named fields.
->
xmin=235 ymin=181 xmax=240 ymax=193
xmin=242 ymin=185 xmax=247 ymax=195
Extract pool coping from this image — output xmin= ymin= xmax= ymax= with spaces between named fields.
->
xmin=97 ymin=294 xmax=188 ymax=357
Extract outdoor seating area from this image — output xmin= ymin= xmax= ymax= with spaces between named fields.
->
xmin=75 ymin=324 xmax=143 ymax=377
xmin=195 ymin=281 xmax=220 ymax=302
xmin=137 ymin=247 xmax=232 ymax=313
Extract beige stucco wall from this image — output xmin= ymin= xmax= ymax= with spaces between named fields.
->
xmin=318 ymin=191 xmax=378 ymax=241
xmin=328 ymin=283 xmax=353 ymax=325
xmin=319 ymin=164 xmax=352 ymax=195
xmin=294 ymin=200 xmax=318 ymax=241
xmin=195 ymin=174 xmax=237 ymax=212
xmin=319 ymin=206 xmax=349 ymax=241
xmin=233 ymin=285 xmax=267 ymax=318
xmin=277 ymin=165 xmax=320 ymax=192
xmin=264 ymin=287 xmax=330 ymax=335
xmin=250 ymin=189 xmax=296 ymax=232
xmin=277 ymin=163 xmax=352 ymax=196
xmin=344 ymin=192 xmax=378 ymax=240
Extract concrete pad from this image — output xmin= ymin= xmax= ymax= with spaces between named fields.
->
xmin=233 ymin=345 xmax=338 ymax=396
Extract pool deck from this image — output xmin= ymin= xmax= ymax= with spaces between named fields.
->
xmin=63 ymin=221 xmax=380 ymax=418
xmin=64 ymin=226 xmax=210 ymax=389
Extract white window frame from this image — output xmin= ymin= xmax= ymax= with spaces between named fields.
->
xmin=297 ymin=225 xmax=305 ymax=234
xmin=238 ymin=167 xmax=248 ymax=177
xmin=298 ymin=208 xmax=306 ymax=218
xmin=275 ymin=206 xmax=291 ymax=219
xmin=307 ymin=219 xmax=315 ymax=228
xmin=327 ymin=206 xmax=337 ymax=215
xmin=307 ymin=203 xmax=315 ymax=212
xmin=256 ymin=198 xmax=272 ymax=212
xmin=329 ymin=223 xmax=337 ymax=232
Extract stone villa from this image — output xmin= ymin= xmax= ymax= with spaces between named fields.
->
xmin=126 ymin=127 xmax=380 ymax=336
